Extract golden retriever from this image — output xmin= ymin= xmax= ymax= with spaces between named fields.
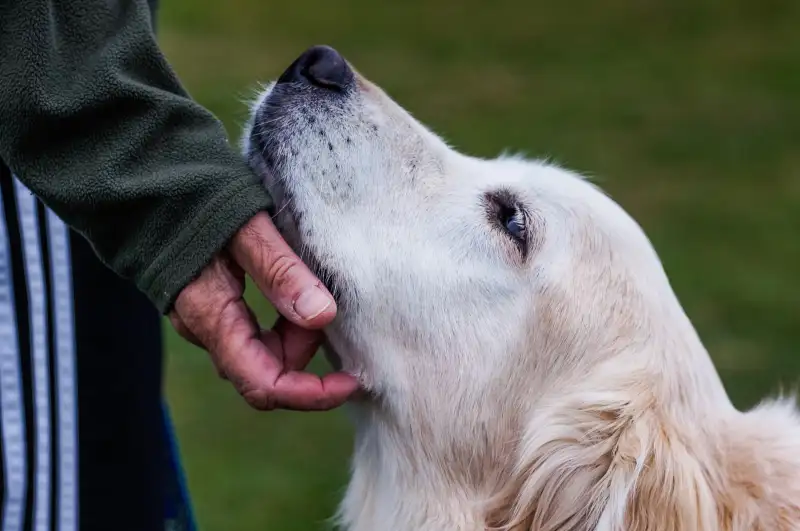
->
xmin=242 ymin=45 xmax=800 ymax=531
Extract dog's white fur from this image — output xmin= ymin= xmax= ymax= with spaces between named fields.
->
xmin=242 ymin=49 xmax=800 ymax=530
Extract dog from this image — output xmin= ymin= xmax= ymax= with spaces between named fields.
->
xmin=241 ymin=45 xmax=800 ymax=531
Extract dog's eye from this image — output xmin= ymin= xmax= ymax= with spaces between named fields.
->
xmin=485 ymin=190 xmax=529 ymax=256
xmin=499 ymin=205 xmax=526 ymax=240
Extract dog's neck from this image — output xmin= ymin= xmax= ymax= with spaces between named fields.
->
xmin=336 ymin=396 xmax=521 ymax=531
xmin=330 ymin=270 xmax=758 ymax=531
xmin=333 ymin=319 xmax=742 ymax=531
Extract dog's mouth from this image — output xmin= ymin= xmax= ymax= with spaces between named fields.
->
xmin=321 ymin=338 xmax=343 ymax=371
xmin=247 ymin=45 xmax=358 ymax=307
xmin=253 ymin=166 xmax=347 ymax=305
xmin=250 ymin=140 xmax=349 ymax=308
xmin=300 ymin=249 xmax=346 ymax=308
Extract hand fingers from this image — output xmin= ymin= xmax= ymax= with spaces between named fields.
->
xmin=264 ymin=371 xmax=358 ymax=411
xmin=232 ymin=319 xmax=356 ymax=411
xmin=257 ymin=317 xmax=358 ymax=410
xmin=172 ymin=254 xmax=252 ymax=381
xmin=174 ymin=254 xmax=356 ymax=411
xmin=168 ymin=311 xmax=204 ymax=349
xmin=228 ymin=212 xmax=336 ymax=329
xmin=261 ymin=317 xmax=325 ymax=372
xmin=169 ymin=310 xmax=229 ymax=380
xmin=172 ymin=254 xmax=244 ymax=351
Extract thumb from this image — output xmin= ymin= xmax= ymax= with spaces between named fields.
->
xmin=228 ymin=212 xmax=336 ymax=329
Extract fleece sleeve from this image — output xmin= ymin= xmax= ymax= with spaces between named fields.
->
xmin=0 ymin=0 xmax=272 ymax=313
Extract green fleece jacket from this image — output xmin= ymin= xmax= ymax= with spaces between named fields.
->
xmin=0 ymin=0 xmax=272 ymax=313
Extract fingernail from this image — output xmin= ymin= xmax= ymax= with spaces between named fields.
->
xmin=294 ymin=286 xmax=334 ymax=320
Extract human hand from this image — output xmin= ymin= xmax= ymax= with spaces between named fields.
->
xmin=168 ymin=212 xmax=358 ymax=410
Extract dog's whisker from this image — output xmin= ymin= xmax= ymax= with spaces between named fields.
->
xmin=270 ymin=198 xmax=293 ymax=221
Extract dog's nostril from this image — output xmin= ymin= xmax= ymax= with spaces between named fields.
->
xmin=304 ymin=46 xmax=352 ymax=89
xmin=277 ymin=45 xmax=354 ymax=91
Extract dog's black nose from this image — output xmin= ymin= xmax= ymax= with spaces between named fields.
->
xmin=277 ymin=45 xmax=353 ymax=90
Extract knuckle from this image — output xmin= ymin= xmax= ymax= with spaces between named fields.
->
xmin=243 ymin=389 xmax=276 ymax=411
xmin=265 ymin=253 xmax=301 ymax=293
xmin=308 ymin=392 xmax=336 ymax=411
xmin=312 ymin=399 xmax=331 ymax=411
xmin=319 ymin=396 xmax=341 ymax=411
xmin=170 ymin=314 xmax=198 ymax=342
xmin=210 ymin=354 xmax=235 ymax=383
xmin=168 ymin=313 xmax=185 ymax=332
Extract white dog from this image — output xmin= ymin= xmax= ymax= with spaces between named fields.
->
xmin=242 ymin=45 xmax=800 ymax=531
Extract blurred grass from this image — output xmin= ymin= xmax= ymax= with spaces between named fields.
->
xmin=158 ymin=1 xmax=800 ymax=529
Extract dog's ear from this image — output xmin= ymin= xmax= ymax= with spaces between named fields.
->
xmin=485 ymin=386 xmax=720 ymax=531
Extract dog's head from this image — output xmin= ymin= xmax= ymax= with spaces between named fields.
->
xmin=242 ymin=46 xmax=800 ymax=531
xmin=243 ymin=46 xmax=685 ymax=408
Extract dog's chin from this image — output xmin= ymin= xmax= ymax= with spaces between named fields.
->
xmin=322 ymin=339 xmax=344 ymax=371
xmin=325 ymin=340 xmax=375 ymax=403
xmin=248 ymin=129 xmax=280 ymax=195
xmin=248 ymin=138 xmax=349 ymax=311
xmin=301 ymin=251 xmax=346 ymax=309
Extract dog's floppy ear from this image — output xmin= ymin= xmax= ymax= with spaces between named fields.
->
xmin=485 ymin=385 xmax=720 ymax=531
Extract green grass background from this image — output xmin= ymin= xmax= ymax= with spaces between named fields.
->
xmin=157 ymin=1 xmax=800 ymax=529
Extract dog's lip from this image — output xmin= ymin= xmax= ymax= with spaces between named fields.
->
xmin=247 ymin=88 xmax=348 ymax=307
xmin=248 ymin=120 xmax=285 ymax=203
xmin=303 ymin=251 xmax=345 ymax=308
xmin=251 ymin=126 xmax=273 ymax=170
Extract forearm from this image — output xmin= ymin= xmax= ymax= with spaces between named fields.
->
xmin=0 ymin=0 xmax=270 ymax=313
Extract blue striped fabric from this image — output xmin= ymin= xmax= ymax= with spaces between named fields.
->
xmin=162 ymin=403 xmax=198 ymax=531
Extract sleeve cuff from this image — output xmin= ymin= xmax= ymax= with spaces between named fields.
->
xmin=138 ymin=176 xmax=273 ymax=314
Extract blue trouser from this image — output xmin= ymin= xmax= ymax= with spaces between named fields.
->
xmin=0 ymin=167 xmax=197 ymax=531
